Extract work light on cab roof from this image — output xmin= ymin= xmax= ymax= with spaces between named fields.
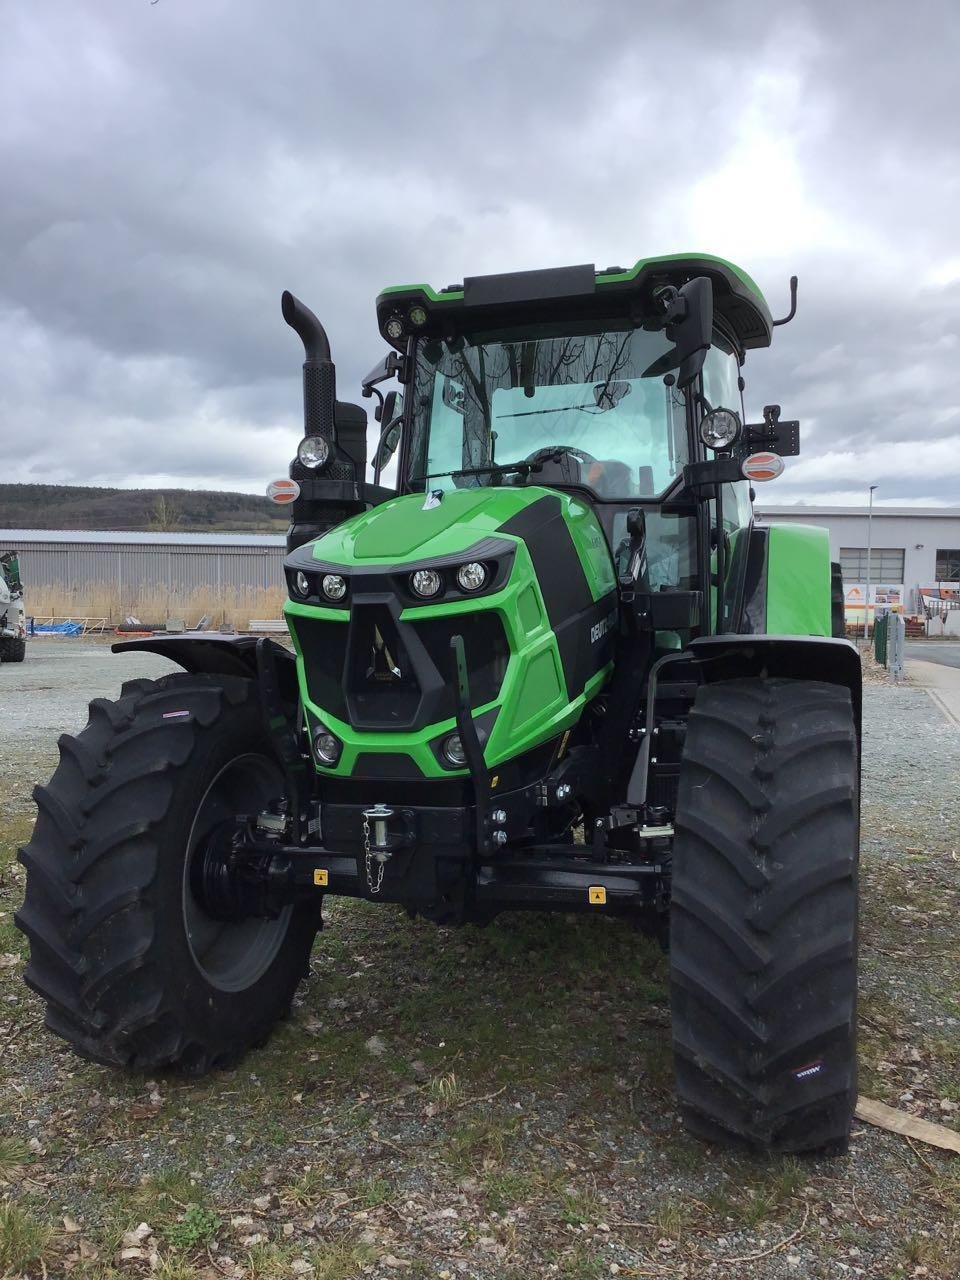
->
xmin=19 ymin=250 xmax=864 ymax=1164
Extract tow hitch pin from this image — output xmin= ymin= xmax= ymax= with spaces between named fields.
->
xmin=364 ymin=804 xmax=394 ymax=859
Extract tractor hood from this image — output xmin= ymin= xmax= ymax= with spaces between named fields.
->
xmin=287 ymin=487 xmax=570 ymax=570
xmin=281 ymin=485 xmax=618 ymax=781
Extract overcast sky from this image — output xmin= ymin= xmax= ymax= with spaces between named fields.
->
xmin=2 ymin=0 xmax=958 ymax=507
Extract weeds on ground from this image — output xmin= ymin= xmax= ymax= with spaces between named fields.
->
xmin=165 ymin=1203 xmax=221 ymax=1249
xmin=0 ymin=1201 xmax=51 ymax=1275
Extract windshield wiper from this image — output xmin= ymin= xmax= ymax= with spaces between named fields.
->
xmin=414 ymin=451 xmax=574 ymax=485
xmin=413 ymin=460 xmax=535 ymax=484
xmin=497 ymin=403 xmax=596 ymax=419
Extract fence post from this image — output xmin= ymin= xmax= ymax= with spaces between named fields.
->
xmin=873 ymin=612 xmax=888 ymax=666
xmin=888 ymin=613 xmax=905 ymax=683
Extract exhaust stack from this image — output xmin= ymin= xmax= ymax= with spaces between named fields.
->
xmin=281 ymin=290 xmax=337 ymax=441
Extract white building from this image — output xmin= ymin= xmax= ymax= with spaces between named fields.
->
xmin=755 ymin=506 xmax=960 ymax=622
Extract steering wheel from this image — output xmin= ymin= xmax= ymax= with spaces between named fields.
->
xmin=523 ymin=445 xmax=598 ymax=473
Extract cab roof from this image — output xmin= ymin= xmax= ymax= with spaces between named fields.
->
xmin=376 ymin=253 xmax=773 ymax=355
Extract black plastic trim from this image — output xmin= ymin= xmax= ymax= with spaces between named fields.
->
xmin=738 ymin=526 xmax=769 ymax=634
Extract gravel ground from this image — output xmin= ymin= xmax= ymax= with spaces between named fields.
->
xmin=0 ymin=641 xmax=958 ymax=1280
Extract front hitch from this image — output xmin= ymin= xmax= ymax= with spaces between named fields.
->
xmin=450 ymin=634 xmax=490 ymax=854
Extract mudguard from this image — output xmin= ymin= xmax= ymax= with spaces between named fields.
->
xmin=113 ymin=633 xmax=299 ymax=700
xmin=688 ymin=633 xmax=862 ymax=736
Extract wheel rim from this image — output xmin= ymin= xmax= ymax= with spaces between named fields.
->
xmin=182 ymin=753 xmax=293 ymax=993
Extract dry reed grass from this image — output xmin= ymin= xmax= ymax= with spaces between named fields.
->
xmin=27 ymin=584 xmax=287 ymax=629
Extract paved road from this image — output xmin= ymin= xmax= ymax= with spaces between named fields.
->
xmin=904 ymin=641 xmax=960 ymax=669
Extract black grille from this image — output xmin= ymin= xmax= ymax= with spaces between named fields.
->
xmin=288 ymin=614 xmax=348 ymax=720
xmin=412 ymin=612 xmax=509 ymax=713
xmin=291 ymin=605 xmax=510 ymax=732
xmin=346 ymin=605 xmax=423 ymax=727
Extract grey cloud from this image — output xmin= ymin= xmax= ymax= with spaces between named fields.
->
xmin=1 ymin=0 xmax=959 ymax=504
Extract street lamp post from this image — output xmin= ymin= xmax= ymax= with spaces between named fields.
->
xmin=864 ymin=484 xmax=877 ymax=642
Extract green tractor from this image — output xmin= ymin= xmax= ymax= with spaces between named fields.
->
xmin=18 ymin=255 xmax=860 ymax=1153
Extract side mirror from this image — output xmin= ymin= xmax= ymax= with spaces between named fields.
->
xmin=373 ymin=392 xmax=403 ymax=480
xmin=654 ymin=276 xmax=714 ymax=389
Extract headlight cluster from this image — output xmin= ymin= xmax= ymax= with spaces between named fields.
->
xmin=409 ymin=561 xmax=488 ymax=599
xmin=291 ymin=560 xmax=493 ymax=605
xmin=290 ymin=570 xmax=348 ymax=602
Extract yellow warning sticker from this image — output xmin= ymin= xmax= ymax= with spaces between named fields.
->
xmin=588 ymin=885 xmax=607 ymax=905
xmin=313 ymin=869 xmax=329 ymax=887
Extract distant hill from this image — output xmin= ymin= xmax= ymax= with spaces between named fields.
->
xmin=0 ymin=484 xmax=288 ymax=534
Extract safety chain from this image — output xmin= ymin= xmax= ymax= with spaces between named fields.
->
xmin=362 ymin=804 xmax=393 ymax=895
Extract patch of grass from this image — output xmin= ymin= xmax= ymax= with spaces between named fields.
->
xmin=360 ymin=1176 xmax=393 ymax=1208
xmin=558 ymin=1181 xmax=606 ymax=1227
xmin=154 ymin=1258 xmax=204 ymax=1280
xmin=166 ymin=1203 xmax=221 ymax=1250
xmin=427 ymin=1070 xmax=464 ymax=1109
xmin=555 ymin=1243 xmax=605 ymax=1279
xmin=652 ymin=1194 xmax=696 ymax=1238
xmin=483 ymin=1169 xmax=537 ymax=1213
xmin=0 ymin=1202 xmax=52 ymax=1275
xmin=284 ymin=1164 xmax=328 ymax=1207
xmin=0 ymin=1137 xmax=33 ymax=1184
xmin=239 ymin=1237 xmax=374 ymax=1280
xmin=441 ymin=1117 xmax=520 ymax=1174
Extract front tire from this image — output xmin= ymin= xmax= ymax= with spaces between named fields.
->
xmin=670 ymin=677 xmax=859 ymax=1153
xmin=16 ymin=672 xmax=318 ymax=1071
xmin=1 ymin=636 xmax=26 ymax=662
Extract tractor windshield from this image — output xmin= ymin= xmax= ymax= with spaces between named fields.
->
xmin=407 ymin=324 xmax=688 ymax=499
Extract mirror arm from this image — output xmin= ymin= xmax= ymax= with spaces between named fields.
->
xmin=772 ymin=275 xmax=799 ymax=326
xmin=361 ymin=350 xmax=405 ymax=397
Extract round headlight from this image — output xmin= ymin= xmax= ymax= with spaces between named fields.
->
xmin=294 ymin=571 xmax=311 ymax=597
xmin=441 ymin=732 xmax=467 ymax=767
xmin=384 ymin=315 xmax=405 ymax=341
xmin=408 ymin=304 xmax=428 ymax=328
xmin=410 ymin=568 xmax=442 ymax=598
xmin=321 ymin=573 xmax=347 ymax=601
xmin=298 ymin=436 xmax=330 ymax=469
xmin=699 ymin=408 xmax=742 ymax=451
xmin=313 ymin=727 xmax=341 ymax=765
xmin=456 ymin=561 xmax=487 ymax=592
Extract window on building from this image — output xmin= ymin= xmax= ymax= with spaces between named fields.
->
xmin=935 ymin=549 xmax=960 ymax=582
xmin=839 ymin=547 xmax=905 ymax=584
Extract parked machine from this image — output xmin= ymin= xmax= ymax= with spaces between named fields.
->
xmin=18 ymin=254 xmax=860 ymax=1153
xmin=0 ymin=551 xmax=27 ymax=662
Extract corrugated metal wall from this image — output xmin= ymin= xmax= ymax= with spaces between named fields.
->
xmin=4 ymin=536 xmax=286 ymax=605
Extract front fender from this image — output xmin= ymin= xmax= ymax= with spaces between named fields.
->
xmin=688 ymin=633 xmax=862 ymax=737
xmin=113 ymin=633 xmax=299 ymax=702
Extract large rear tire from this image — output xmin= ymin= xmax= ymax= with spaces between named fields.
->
xmin=16 ymin=672 xmax=318 ymax=1071
xmin=670 ymin=677 xmax=859 ymax=1153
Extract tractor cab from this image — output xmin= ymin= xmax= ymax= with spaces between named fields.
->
xmin=351 ymin=256 xmax=797 ymax=638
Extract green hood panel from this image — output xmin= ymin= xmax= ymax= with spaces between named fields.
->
xmin=309 ymin=486 xmax=587 ymax=567
xmin=287 ymin=485 xmax=618 ymax=778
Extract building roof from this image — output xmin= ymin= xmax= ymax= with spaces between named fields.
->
xmin=0 ymin=529 xmax=285 ymax=547
xmin=756 ymin=506 xmax=960 ymax=519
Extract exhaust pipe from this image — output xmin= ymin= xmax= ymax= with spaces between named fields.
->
xmin=281 ymin=290 xmax=337 ymax=441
